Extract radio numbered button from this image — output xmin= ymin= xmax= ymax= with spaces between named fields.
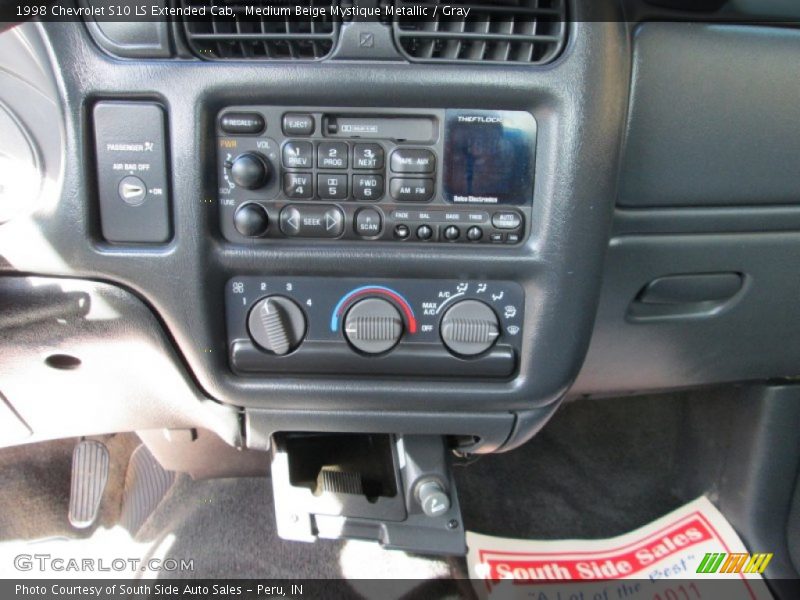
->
xmin=317 ymin=173 xmax=348 ymax=200
xmin=284 ymin=172 xmax=313 ymax=199
xmin=390 ymin=178 xmax=434 ymax=203
xmin=353 ymin=175 xmax=384 ymax=201
xmin=355 ymin=208 xmax=383 ymax=237
xmin=282 ymin=141 xmax=313 ymax=169
xmin=390 ymin=149 xmax=435 ymax=174
xmin=353 ymin=143 xmax=384 ymax=170
xmin=317 ymin=142 xmax=348 ymax=169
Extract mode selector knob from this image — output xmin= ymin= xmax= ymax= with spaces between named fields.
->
xmin=229 ymin=152 xmax=270 ymax=189
xmin=440 ymin=299 xmax=500 ymax=357
xmin=344 ymin=297 xmax=404 ymax=355
xmin=247 ymin=296 xmax=306 ymax=355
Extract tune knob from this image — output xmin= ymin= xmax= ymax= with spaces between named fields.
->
xmin=247 ymin=296 xmax=306 ymax=355
xmin=229 ymin=152 xmax=270 ymax=189
xmin=440 ymin=299 xmax=500 ymax=357
xmin=344 ymin=297 xmax=404 ymax=355
xmin=233 ymin=203 xmax=269 ymax=237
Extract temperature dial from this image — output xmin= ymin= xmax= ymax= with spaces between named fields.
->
xmin=344 ymin=297 xmax=404 ymax=355
xmin=248 ymin=296 xmax=306 ymax=355
xmin=440 ymin=299 xmax=500 ymax=357
xmin=229 ymin=152 xmax=270 ymax=189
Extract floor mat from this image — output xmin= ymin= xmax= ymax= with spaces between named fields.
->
xmin=455 ymin=394 xmax=688 ymax=539
xmin=466 ymin=496 xmax=773 ymax=599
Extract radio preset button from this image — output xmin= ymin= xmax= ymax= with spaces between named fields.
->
xmin=492 ymin=211 xmax=522 ymax=230
xmin=317 ymin=173 xmax=348 ymax=200
xmin=353 ymin=143 xmax=384 ymax=170
xmin=390 ymin=178 xmax=434 ymax=203
xmin=416 ymin=225 xmax=433 ymax=240
xmin=280 ymin=204 xmax=344 ymax=238
xmin=443 ymin=225 xmax=460 ymax=241
xmin=282 ymin=113 xmax=314 ymax=136
xmin=317 ymin=142 xmax=348 ymax=169
xmin=391 ymin=149 xmax=435 ymax=174
xmin=353 ymin=175 xmax=384 ymax=201
xmin=284 ymin=173 xmax=313 ymax=199
xmin=355 ymin=208 xmax=382 ymax=237
xmin=220 ymin=112 xmax=265 ymax=135
xmin=282 ymin=141 xmax=313 ymax=169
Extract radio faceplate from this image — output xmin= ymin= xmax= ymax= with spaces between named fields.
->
xmin=216 ymin=107 xmax=536 ymax=245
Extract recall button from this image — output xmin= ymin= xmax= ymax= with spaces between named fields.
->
xmin=220 ymin=112 xmax=265 ymax=135
xmin=491 ymin=211 xmax=522 ymax=230
xmin=280 ymin=204 xmax=344 ymax=238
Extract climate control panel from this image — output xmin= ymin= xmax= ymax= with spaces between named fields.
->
xmin=226 ymin=277 xmax=524 ymax=379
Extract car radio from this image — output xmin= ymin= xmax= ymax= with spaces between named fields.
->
xmin=216 ymin=107 xmax=536 ymax=245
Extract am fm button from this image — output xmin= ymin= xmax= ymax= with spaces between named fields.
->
xmin=390 ymin=178 xmax=434 ymax=202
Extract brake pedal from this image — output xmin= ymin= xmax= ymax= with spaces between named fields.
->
xmin=68 ymin=440 xmax=109 ymax=528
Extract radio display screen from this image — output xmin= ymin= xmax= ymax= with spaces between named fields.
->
xmin=443 ymin=110 xmax=536 ymax=206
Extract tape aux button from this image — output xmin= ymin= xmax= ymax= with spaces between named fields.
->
xmin=390 ymin=149 xmax=435 ymax=174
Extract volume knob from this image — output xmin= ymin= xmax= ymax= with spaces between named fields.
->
xmin=230 ymin=152 xmax=270 ymax=190
xmin=344 ymin=297 xmax=404 ymax=355
xmin=440 ymin=299 xmax=500 ymax=357
xmin=247 ymin=296 xmax=306 ymax=355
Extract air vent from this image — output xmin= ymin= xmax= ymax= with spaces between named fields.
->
xmin=392 ymin=0 xmax=567 ymax=64
xmin=181 ymin=0 xmax=339 ymax=60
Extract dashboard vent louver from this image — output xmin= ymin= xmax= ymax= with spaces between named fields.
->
xmin=180 ymin=0 xmax=339 ymax=60
xmin=392 ymin=0 xmax=566 ymax=65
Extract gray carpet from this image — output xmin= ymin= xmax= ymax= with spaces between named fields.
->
xmin=454 ymin=393 xmax=688 ymax=539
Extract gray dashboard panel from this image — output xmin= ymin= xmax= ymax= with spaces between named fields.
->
xmin=0 ymin=1 xmax=629 ymax=423
xmin=571 ymin=232 xmax=800 ymax=396
xmin=620 ymin=22 xmax=800 ymax=208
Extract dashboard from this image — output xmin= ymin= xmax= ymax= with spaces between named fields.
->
xmin=2 ymin=0 xmax=800 ymax=559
